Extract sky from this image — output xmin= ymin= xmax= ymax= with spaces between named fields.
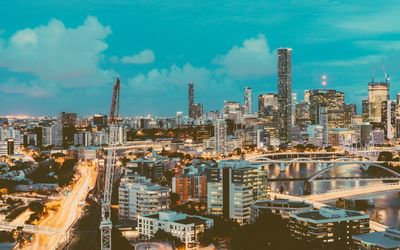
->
xmin=1 ymin=0 xmax=400 ymax=117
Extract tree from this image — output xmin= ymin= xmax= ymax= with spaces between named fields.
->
xmin=198 ymin=229 xmax=213 ymax=247
xmin=170 ymin=193 xmax=180 ymax=208
xmin=28 ymin=201 xmax=44 ymax=215
xmin=152 ymin=229 xmax=184 ymax=248
xmin=378 ymin=151 xmax=393 ymax=162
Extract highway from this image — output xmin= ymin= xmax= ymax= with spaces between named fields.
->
xmin=21 ymin=162 xmax=97 ymax=250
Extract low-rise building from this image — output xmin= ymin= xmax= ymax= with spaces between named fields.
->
xmin=352 ymin=227 xmax=400 ymax=250
xmin=288 ymin=207 xmax=370 ymax=249
xmin=251 ymin=199 xmax=313 ymax=222
xmin=172 ymin=165 xmax=207 ymax=205
xmin=138 ymin=211 xmax=213 ymax=249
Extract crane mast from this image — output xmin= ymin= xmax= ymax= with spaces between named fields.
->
xmin=100 ymin=76 xmax=120 ymax=250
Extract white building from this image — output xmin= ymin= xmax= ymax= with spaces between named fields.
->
xmin=244 ymin=87 xmax=252 ymax=115
xmin=118 ymin=175 xmax=170 ymax=221
xmin=77 ymin=146 xmax=97 ymax=161
xmin=214 ymin=118 xmax=227 ymax=154
xmin=138 ymin=211 xmax=213 ymax=249
xmin=206 ymin=160 xmax=268 ymax=225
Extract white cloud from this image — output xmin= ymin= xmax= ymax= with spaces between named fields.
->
xmin=0 ymin=78 xmax=55 ymax=97
xmin=121 ymin=49 xmax=155 ymax=64
xmin=213 ymin=34 xmax=276 ymax=79
xmin=0 ymin=16 xmax=113 ymax=88
xmin=128 ymin=63 xmax=212 ymax=91
xmin=355 ymin=40 xmax=400 ymax=51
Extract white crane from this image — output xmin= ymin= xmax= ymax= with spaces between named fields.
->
xmin=100 ymin=77 xmax=120 ymax=250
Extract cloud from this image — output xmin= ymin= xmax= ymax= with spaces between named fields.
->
xmin=355 ymin=40 xmax=400 ymax=51
xmin=336 ymin=7 xmax=400 ymax=35
xmin=0 ymin=78 xmax=55 ymax=97
xmin=213 ymin=34 xmax=276 ymax=79
xmin=121 ymin=49 xmax=155 ymax=64
xmin=128 ymin=63 xmax=211 ymax=91
xmin=0 ymin=16 xmax=113 ymax=88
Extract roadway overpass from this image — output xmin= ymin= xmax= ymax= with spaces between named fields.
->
xmin=268 ymin=187 xmax=395 ymax=232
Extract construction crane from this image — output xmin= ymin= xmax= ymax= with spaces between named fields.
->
xmin=381 ymin=62 xmax=390 ymax=84
xmin=100 ymin=76 xmax=120 ymax=250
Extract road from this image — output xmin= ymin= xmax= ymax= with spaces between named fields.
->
xmin=22 ymin=162 xmax=97 ymax=250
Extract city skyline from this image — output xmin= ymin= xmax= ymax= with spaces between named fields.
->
xmin=1 ymin=1 xmax=400 ymax=117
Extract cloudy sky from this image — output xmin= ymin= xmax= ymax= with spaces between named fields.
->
xmin=1 ymin=0 xmax=400 ymax=116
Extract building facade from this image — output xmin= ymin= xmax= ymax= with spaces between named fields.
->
xmin=288 ymin=207 xmax=369 ymax=249
xmin=368 ymin=82 xmax=389 ymax=124
xmin=277 ymin=48 xmax=293 ymax=143
xmin=118 ymin=175 xmax=170 ymax=221
xmin=138 ymin=211 xmax=213 ymax=248
xmin=206 ymin=160 xmax=268 ymax=225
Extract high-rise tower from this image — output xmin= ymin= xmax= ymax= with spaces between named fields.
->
xmin=277 ymin=48 xmax=292 ymax=143
xmin=244 ymin=87 xmax=252 ymax=115
xmin=188 ymin=82 xmax=195 ymax=119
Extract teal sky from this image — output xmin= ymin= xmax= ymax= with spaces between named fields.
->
xmin=1 ymin=0 xmax=400 ymax=116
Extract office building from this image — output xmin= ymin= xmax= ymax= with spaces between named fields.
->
xmin=206 ymin=160 xmax=268 ymax=225
xmin=138 ymin=211 xmax=213 ymax=249
xmin=319 ymin=106 xmax=329 ymax=146
xmin=244 ymin=87 xmax=253 ymax=115
xmin=125 ymin=152 xmax=172 ymax=184
xmin=295 ymin=101 xmax=311 ymax=130
xmin=251 ymin=199 xmax=313 ymax=222
xmin=74 ymin=131 xmax=92 ymax=146
xmin=277 ymin=48 xmax=292 ymax=143
xmin=288 ymin=207 xmax=369 ymax=249
xmin=258 ymin=93 xmax=278 ymax=125
xmin=59 ymin=112 xmax=77 ymax=127
xmin=93 ymin=114 xmax=107 ymax=128
xmin=0 ymin=138 xmax=18 ymax=156
xmin=118 ymin=175 xmax=170 ymax=221
xmin=223 ymin=101 xmax=242 ymax=123
xmin=188 ymin=82 xmax=203 ymax=120
xmin=309 ymin=89 xmax=345 ymax=128
xmin=381 ymin=100 xmax=396 ymax=139
xmin=344 ymin=104 xmax=357 ymax=126
xmin=172 ymin=165 xmax=207 ymax=205
xmin=368 ymin=82 xmax=389 ymax=124
xmin=360 ymin=123 xmax=373 ymax=147
xmin=214 ymin=118 xmax=227 ymax=154
xmin=362 ymin=99 xmax=369 ymax=122
xmin=292 ymin=93 xmax=298 ymax=125
xmin=353 ymin=227 xmax=400 ymax=250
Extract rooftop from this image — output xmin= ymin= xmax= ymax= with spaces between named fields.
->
xmin=294 ymin=206 xmax=367 ymax=222
xmin=353 ymin=231 xmax=400 ymax=249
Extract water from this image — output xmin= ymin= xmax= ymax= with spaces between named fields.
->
xmin=267 ymin=162 xmax=400 ymax=227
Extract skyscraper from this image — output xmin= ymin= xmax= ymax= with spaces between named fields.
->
xmin=319 ymin=106 xmax=328 ymax=146
xmin=308 ymin=89 xmax=345 ymax=128
xmin=188 ymin=82 xmax=195 ymax=119
xmin=277 ymin=48 xmax=292 ymax=143
xmin=214 ymin=118 xmax=227 ymax=154
xmin=368 ymin=82 xmax=389 ymax=124
xmin=243 ymin=87 xmax=252 ymax=115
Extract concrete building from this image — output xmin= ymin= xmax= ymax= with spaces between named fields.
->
xmin=251 ymin=199 xmax=313 ymax=222
xmin=368 ymin=82 xmax=389 ymax=124
xmin=223 ymin=101 xmax=242 ymax=123
xmin=277 ymin=48 xmax=293 ymax=143
xmin=118 ymin=175 xmax=170 ymax=221
xmin=206 ymin=160 xmax=268 ymax=225
xmin=295 ymin=101 xmax=311 ymax=130
xmin=362 ymin=99 xmax=369 ymax=122
xmin=214 ymin=118 xmax=227 ymax=154
xmin=258 ymin=93 xmax=278 ymax=126
xmin=319 ymin=106 xmax=329 ymax=146
xmin=353 ymin=227 xmax=400 ymax=250
xmin=138 ymin=211 xmax=213 ymax=249
xmin=381 ymin=100 xmax=396 ymax=139
xmin=309 ymin=89 xmax=345 ymax=128
xmin=288 ymin=207 xmax=369 ymax=249
xmin=172 ymin=165 xmax=207 ymax=205
xmin=244 ymin=87 xmax=253 ymax=115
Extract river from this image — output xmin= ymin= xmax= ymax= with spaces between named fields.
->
xmin=267 ymin=162 xmax=400 ymax=227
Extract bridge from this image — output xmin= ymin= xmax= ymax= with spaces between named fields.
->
xmin=246 ymin=151 xmax=345 ymax=161
xmin=268 ymin=183 xmax=400 ymax=232
xmin=267 ymin=176 xmax=400 ymax=182
xmin=0 ymin=222 xmax=63 ymax=235
xmin=305 ymin=182 xmax=400 ymax=202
